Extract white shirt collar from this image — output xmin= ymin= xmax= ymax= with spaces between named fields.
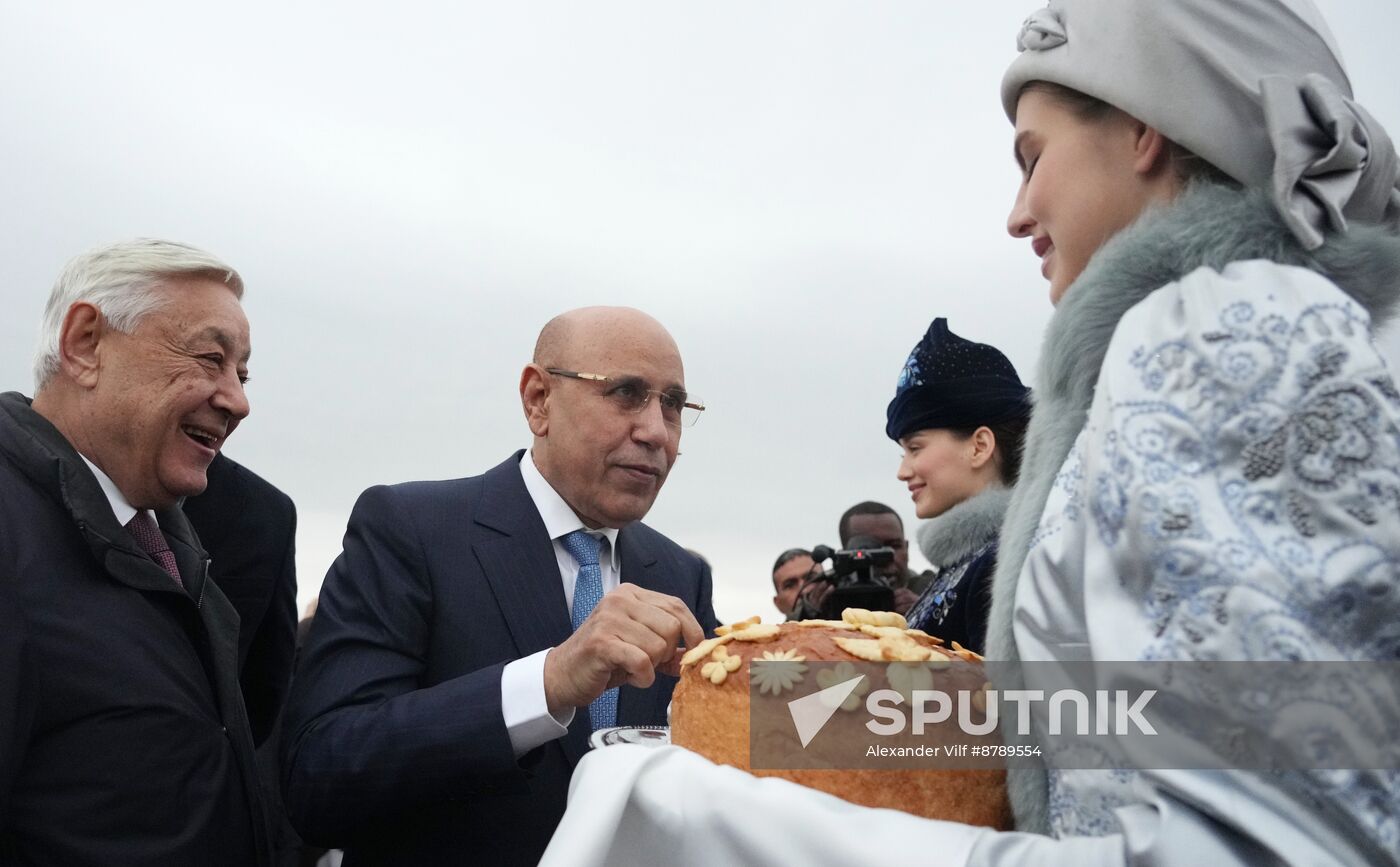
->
xmin=518 ymin=450 xmax=620 ymax=553
xmin=78 ymin=453 xmax=143 ymax=527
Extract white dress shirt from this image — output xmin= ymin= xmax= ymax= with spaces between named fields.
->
xmin=500 ymin=451 xmax=622 ymax=757
xmin=79 ymin=453 xmax=143 ymax=527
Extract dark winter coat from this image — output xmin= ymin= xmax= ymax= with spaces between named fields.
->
xmin=0 ymin=392 xmax=271 ymax=866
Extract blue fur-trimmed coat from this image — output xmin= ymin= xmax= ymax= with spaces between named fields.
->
xmin=908 ymin=486 xmax=1012 ymax=654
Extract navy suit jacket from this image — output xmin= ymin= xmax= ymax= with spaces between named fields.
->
xmin=281 ymin=453 xmax=718 ymax=866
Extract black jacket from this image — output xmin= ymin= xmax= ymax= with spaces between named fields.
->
xmin=0 ymin=392 xmax=271 ymax=866
xmin=183 ymin=453 xmax=298 ymax=747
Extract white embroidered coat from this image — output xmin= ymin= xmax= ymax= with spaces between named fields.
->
xmin=1008 ymin=260 xmax=1400 ymax=864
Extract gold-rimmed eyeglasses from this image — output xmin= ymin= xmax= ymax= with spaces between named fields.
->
xmin=546 ymin=368 xmax=705 ymax=428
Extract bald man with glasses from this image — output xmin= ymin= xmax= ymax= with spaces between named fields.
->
xmin=282 ymin=306 xmax=718 ymax=867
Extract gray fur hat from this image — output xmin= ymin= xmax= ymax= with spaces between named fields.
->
xmin=1001 ymin=0 xmax=1400 ymax=250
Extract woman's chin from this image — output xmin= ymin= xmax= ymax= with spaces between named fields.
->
xmin=914 ymin=500 xmax=943 ymax=520
xmin=1049 ymin=260 xmax=1090 ymax=306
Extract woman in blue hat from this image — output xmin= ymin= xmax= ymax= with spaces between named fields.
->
xmin=886 ymin=318 xmax=1030 ymax=654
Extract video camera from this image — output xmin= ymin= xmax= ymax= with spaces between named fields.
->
xmin=793 ymin=535 xmax=897 ymax=621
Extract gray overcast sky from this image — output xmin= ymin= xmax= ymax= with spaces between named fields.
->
xmin=2 ymin=1 xmax=1397 ymax=622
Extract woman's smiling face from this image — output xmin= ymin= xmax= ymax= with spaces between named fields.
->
xmin=896 ymin=429 xmax=985 ymax=519
xmin=1005 ymin=87 xmax=1174 ymax=305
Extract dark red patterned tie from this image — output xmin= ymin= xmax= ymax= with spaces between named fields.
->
xmin=126 ymin=511 xmax=184 ymax=589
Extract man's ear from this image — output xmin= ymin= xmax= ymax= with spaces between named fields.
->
xmin=968 ymin=426 xmax=997 ymax=470
xmin=57 ymin=302 xmax=105 ymax=388
xmin=1132 ymin=122 xmax=1171 ymax=177
xmin=520 ymin=363 xmax=551 ymax=436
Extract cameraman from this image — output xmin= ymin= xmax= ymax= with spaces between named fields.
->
xmin=788 ymin=536 xmax=904 ymax=621
xmin=770 ymin=548 xmax=816 ymax=620
xmin=839 ymin=501 xmax=934 ymax=596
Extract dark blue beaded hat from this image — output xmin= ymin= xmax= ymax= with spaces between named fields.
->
xmin=885 ymin=318 xmax=1031 ymax=441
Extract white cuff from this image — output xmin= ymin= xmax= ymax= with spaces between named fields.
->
xmin=501 ymin=648 xmax=575 ymax=758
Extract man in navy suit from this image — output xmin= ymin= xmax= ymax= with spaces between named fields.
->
xmin=282 ymin=306 xmax=719 ymax=866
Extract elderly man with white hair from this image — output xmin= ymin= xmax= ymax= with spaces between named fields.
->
xmin=0 ymin=239 xmax=272 ymax=865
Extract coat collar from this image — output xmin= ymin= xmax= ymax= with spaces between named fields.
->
xmin=915 ymin=485 xmax=1010 ymax=568
xmin=1034 ymin=182 xmax=1399 ymax=436
xmin=0 ymin=391 xmax=208 ymax=600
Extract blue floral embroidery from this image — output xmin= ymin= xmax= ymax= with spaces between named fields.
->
xmin=1036 ymin=293 xmax=1400 ymax=844
xmin=896 ymin=355 xmax=921 ymax=390
xmin=1031 ymin=432 xmax=1088 ymax=549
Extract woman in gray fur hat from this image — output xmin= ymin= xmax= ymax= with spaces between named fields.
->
xmin=988 ymin=0 xmax=1400 ymax=859
xmin=539 ymin=2 xmax=1400 ymax=864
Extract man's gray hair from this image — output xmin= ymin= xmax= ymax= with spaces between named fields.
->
xmin=33 ymin=238 xmax=244 ymax=390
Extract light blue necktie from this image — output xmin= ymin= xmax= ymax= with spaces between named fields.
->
xmin=561 ymin=529 xmax=618 ymax=731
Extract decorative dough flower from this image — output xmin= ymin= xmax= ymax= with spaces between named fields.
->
xmin=701 ymin=650 xmax=742 ymax=685
xmin=815 ymin=661 xmax=869 ymax=711
xmin=886 ymin=662 xmax=935 ymax=704
xmin=751 ymin=649 xmax=807 ymax=695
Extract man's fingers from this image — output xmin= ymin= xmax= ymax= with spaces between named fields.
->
xmin=607 ymin=641 xmax=656 ymax=690
xmin=643 ymin=590 xmax=705 ymax=649
xmin=657 ymin=649 xmax=685 ymax=679
xmin=597 ymin=585 xmax=704 ymax=657
xmin=606 ymin=616 xmax=674 ymax=667
xmin=574 ymin=586 xmax=706 ymax=698
xmin=545 ymin=638 xmax=612 ymax=713
xmin=674 ymin=607 xmax=705 ymax=651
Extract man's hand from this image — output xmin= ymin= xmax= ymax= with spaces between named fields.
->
xmin=892 ymin=586 xmax=919 ymax=616
xmin=798 ymin=579 xmax=832 ymax=615
xmin=543 ymin=584 xmax=705 ymax=716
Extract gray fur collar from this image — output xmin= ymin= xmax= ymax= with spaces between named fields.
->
xmin=985 ymin=182 xmax=1400 ymax=834
xmin=915 ymin=486 xmax=1011 ymax=568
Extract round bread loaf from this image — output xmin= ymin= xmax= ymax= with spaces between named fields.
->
xmin=670 ymin=613 xmax=1012 ymax=829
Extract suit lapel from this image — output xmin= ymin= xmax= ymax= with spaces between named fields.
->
xmin=158 ymin=505 xmax=209 ymax=602
xmin=470 ymin=455 xmax=574 ymax=660
xmin=32 ymin=427 xmax=190 ymax=600
xmin=83 ymin=500 xmax=199 ymax=600
xmin=616 ymin=528 xmax=662 ymax=592
xmin=614 ymin=528 xmax=671 ymax=727
xmin=470 ymin=457 xmax=593 ymax=765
